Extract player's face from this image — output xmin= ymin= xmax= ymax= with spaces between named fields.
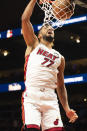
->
xmin=41 ymin=24 xmax=54 ymax=38
xmin=39 ymin=24 xmax=54 ymax=43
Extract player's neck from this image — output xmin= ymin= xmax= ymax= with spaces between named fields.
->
xmin=40 ymin=39 xmax=52 ymax=49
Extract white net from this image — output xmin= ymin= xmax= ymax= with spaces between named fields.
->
xmin=37 ymin=0 xmax=75 ymax=29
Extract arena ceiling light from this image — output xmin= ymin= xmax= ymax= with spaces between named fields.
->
xmin=0 ymin=49 xmax=9 ymax=57
xmin=70 ymin=34 xmax=80 ymax=44
xmin=75 ymin=36 xmax=80 ymax=43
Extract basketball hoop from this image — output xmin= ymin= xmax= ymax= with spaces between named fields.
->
xmin=37 ymin=0 xmax=75 ymax=29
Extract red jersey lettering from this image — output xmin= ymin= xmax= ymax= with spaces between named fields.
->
xmin=37 ymin=48 xmax=44 ymax=55
xmin=47 ymin=53 xmax=53 ymax=59
xmin=43 ymin=51 xmax=49 ymax=56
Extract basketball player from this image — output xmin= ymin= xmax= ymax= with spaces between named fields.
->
xmin=21 ymin=0 xmax=78 ymax=131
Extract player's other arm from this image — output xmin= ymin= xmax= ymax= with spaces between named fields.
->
xmin=21 ymin=0 xmax=38 ymax=48
xmin=56 ymin=56 xmax=78 ymax=123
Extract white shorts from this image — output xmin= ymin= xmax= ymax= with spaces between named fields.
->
xmin=22 ymin=87 xmax=64 ymax=131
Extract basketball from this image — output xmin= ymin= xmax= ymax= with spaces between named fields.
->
xmin=52 ymin=0 xmax=75 ymax=20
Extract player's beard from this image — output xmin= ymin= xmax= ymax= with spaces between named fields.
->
xmin=43 ymin=35 xmax=54 ymax=43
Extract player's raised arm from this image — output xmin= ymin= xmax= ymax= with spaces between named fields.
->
xmin=56 ymin=56 xmax=78 ymax=123
xmin=21 ymin=0 xmax=38 ymax=48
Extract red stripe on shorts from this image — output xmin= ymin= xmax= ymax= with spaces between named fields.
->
xmin=26 ymin=124 xmax=40 ymax=130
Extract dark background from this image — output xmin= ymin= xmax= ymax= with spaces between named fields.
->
xmin=0 ymin=0 xmax=87 ymax=130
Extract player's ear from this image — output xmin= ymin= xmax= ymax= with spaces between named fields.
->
xmin=38 ymin=33 xmax=42 ymax=40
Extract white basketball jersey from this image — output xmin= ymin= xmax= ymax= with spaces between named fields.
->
xmin=25 ymin=44 xmax=62 ymax=90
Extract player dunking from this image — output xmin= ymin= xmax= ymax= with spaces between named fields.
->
xmin=21 ymin=0 xmax=78 ymax=131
